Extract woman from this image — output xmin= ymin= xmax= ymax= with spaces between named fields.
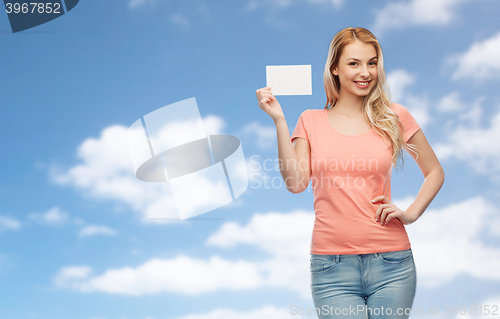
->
xmin=255 ymin=27 xmax=445 ymax=319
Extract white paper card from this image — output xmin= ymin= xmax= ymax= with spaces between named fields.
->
xmin=266 ymin=65 xmax=312 ymax=96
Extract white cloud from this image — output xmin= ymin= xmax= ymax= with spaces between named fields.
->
xmin=404 ymin=196 xmax=500 ymax=287
xmin=171 ymin=305 xmax=297 ymax=319
xmin=50 ymin=114 xmax=243 ymax=222
xmin=0 ymin=214 xmax=21 ymax=231
xmin=28 ymin=207 xmax=68 ymax=227
xmin=128 ymin=0 xmax=155 ymax=10
xmin=246 ymin=0 xmax=344 ymax=11
xmin=386 ymin=69 xmax=429 ymax=128
xmin=53 ymin=210 xmax=314 ymax=298
xmin=306 ymin=0 xmax=343 ymax=8
xmin=403 ymin=94 xmax=430 ymax=128
xmin=448 ymin=31 xmax=500 ymax=81
xmin=387 ymin=69 xmax=416 ymax=103
xmin=206 ymin=210 xmax=313 ymax=258
xmin=245 ymin=155 xmax=276 ymax=193
xmin=456 ymin=98 xmax=484 ymax=127
xmin=79 ymin=225 xmax=117 ymax=237
xmin=197 ymin=3 xmax=211 ymax=21
xmin=53 ymin=254 xmax=267 ymax=296
xmin=170 ymin=14 xmax=190 ymax=29
xmin=53 ymin=266 xmax=93 ymax=289
xmin=53 ymin=196 xmax=500 ymax=297
xmin=433 ymin=105 xmax=500 ymax=174
xmin=372 ymin=0 xmax=468 ymax=35
xmin=50 ymin=124 xmax=177 ymax=222
xmin=206 ymin=210 xmax=315 ymax=297
xmin=248 ymin=0 xmax=292 ymax=11
xmin=437 ymin=91 xmax=465 ymax=112
xmin=240 ymin=122 xmax=276 ymax=149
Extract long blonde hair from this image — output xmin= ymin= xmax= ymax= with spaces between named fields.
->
xmin=323 ymin=27 xmax=419 ymax=171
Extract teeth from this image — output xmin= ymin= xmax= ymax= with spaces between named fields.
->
xmin=355 ymin=81 xmax=369 ymax=85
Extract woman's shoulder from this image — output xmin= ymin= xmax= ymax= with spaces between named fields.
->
xmin=299 ymin=108 xmax=324 ymax=117
xmin=389 ymin=102 xmax=409 ymax=117
xmin=389 ymin=101 xmax=402 ymax=110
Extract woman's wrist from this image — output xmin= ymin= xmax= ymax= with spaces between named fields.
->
xmin=274 ymin=115 xmax=286 ymax=125
xmin=404 ymin=210 xmax=420 ymax=225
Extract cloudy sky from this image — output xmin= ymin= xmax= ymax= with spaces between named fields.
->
xmin=1 ymin=0 xmax=500 ymax=318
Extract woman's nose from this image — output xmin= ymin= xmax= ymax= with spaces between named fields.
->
xmin=360 ymin=66 xmax=370 ymax=77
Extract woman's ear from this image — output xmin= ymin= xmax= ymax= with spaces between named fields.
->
xmin=332 ymin=67 xmax=338 ymax=76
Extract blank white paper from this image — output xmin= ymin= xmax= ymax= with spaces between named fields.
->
xmin=266 ymin=65 xmax=312 ymax=96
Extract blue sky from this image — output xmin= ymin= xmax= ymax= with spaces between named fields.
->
xmin=1 ymin=0 xmax=500 ymax=318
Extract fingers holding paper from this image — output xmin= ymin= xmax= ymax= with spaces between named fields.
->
xmin=256 ymin=86 xmax=285 ymax=122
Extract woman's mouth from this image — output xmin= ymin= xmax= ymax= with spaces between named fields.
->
xmin=354 ymin=81 xmax=371 ymax=88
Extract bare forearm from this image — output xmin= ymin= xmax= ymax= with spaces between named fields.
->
xmin=274 ymin=117 xmax=307 ymax=193
xmin=407 ymin=170 xmax=445 ymax=223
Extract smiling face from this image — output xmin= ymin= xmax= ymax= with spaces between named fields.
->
xmin=332 ymin=40 xmax=378 ymax=99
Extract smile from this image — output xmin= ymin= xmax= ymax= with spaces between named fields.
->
xmin=354 ymin=81 xmax=371 ymax=88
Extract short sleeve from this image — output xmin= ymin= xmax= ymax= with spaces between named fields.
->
xmin=290 ymin=110 xmax=309 ymax=144
xmin=393 ymin=103 xmax=421 ymax=143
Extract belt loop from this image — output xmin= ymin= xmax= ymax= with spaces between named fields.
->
xmin=336 ymin=255 xmax=341 ymax=263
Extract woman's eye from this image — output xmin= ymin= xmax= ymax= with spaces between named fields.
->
xmin=349 ymin=62 xmax=377 ymax=66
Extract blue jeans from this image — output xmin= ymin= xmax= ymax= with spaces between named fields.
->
xmin=310 ymin=249 xmax=417 ymax=318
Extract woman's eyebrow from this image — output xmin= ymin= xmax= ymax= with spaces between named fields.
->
xmin=347 ymin=56 xmax=378 ymax=61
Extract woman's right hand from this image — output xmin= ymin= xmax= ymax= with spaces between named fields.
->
xmin=256 ymin=86 xmax=285 ymax=122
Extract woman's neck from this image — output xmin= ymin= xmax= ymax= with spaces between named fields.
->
xmin=332 ymin=93 xmax=365 ymax=116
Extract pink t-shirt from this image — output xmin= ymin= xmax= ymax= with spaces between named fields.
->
xmin=291 ymin=102 xmax=421 ymax=255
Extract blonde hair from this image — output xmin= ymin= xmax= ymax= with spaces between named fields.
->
xmin=323 ymin=27 xmax=419 ymax=171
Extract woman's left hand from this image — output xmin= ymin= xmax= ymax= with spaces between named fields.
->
xmin=372 ymin=196 xmax=417 ymax=226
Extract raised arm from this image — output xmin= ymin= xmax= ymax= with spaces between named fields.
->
xmin=256 ymin=87 xmax=311 ymax=193
xmin=275 ymin=118 xmax=311 ymax=193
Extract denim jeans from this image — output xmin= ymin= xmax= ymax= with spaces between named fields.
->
xmin=310 ymin=249 xmax=417 ymax=318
